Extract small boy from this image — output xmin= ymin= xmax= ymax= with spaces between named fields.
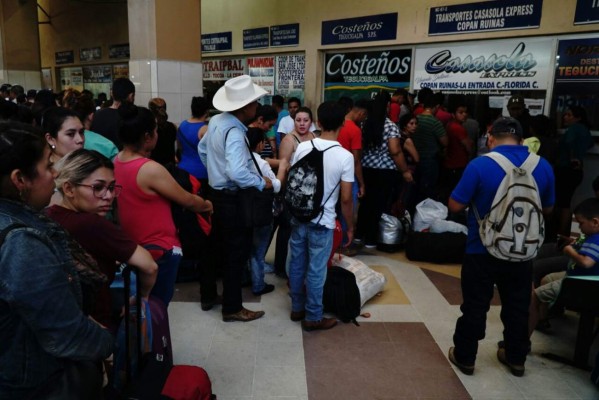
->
xmin=529 ymin=197 xmax=599 ymax=338
xmin=246 ymin=128 xmax=288 ymax=296
xmin=287 ymin=101 xmax=354 ymax=331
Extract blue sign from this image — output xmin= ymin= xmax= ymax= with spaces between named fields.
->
xmin=270 ymin=23 xmax=299 ymax=47
xmin=429 ymin=0 xmax=543 ymax=35
xmin=321 ymin=13 xmax=397 ymax=45
xmin=55 ymin=50 xmax=74 ymax=65
xmin=556 ymin=37 xmax=599 ymax=83
xmin=574 ymin=0 xmax=599 ymax=25
xmin=243 ymin=27 xmax=269 ymax=50
xmin=201 ymin=32 xmax=232 ymax=53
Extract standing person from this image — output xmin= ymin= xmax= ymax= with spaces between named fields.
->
xmin=440 ymin=97 xmax=473 ymax=203
xmin=271 ymin=94 xmax=288 ymax=153
xmin=277 ymin=97 xmax=316 ymax=140
xmin=356 ymin=92 xmax=412 ymax=248
xmin=114 ymin=105 xmax=213 ymax=307
xmin=412 ymin=94 xmax=448 ymax=203
xmin=447 ymin=117 xmax=555 ymax=377
xmin=149 ymin=97 xmax=177 ymax=166
xmin=248 ymin=104 xmax=278 ymax=161
xmin=0 ymin=122 xmax=113 ymax=399
xmin=554 ymin=106 xmax=593 ymax=237
xmin=91 ymin=77 xmax=136 ymax=148
xmin=42 ymin=107 xmax=85 ymax=164
xmin=178 ymin=96 xmax=210 ymax=191
xmin=506 ymin=95 xmax=532 ymax=139
xmin=398 ymin=113 xmax=420 ymax=213
xmin=198 ymin=75 xmax=271 ymax=322
xmin=287 ymin=101 xmax=354 ymax=331
xmin=389 ymin=88 xmax=409 ymax=123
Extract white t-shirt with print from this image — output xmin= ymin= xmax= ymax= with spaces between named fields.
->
xmin=277 ymin=115 xmax=317 ymax=135
xmin=249 ymin=152 xmax=281 ymax=193
xmin=290 ymin=138 xmax=354 ymax=229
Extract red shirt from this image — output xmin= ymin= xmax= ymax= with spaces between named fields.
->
xmin=435 ymin=108 xmax=452 ymax=126
xmin=389 ymin=102 xmax=401 ymax=123
xmin=444 ymin=120 xmax=470 ymax=169
xmin=337 ymin=119 xmax=362 ymax=152
xmin=413 ymin=103 xmax=425 ymax=116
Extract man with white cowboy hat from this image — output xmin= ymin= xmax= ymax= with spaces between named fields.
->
xmin=199 ymin=75 xmax=273 ymax=322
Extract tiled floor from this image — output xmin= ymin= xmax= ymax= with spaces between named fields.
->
xmin=170 ymin=248 xmax=598 ymax=400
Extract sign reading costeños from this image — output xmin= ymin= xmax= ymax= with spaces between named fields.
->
xmin=429 ymin=0 xmax=542 ymax=36
xmin=321 ymin=13 xmax=397 ymax=45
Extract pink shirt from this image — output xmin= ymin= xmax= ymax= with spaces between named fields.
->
xmin=114 ymin=156 xmax=180 ymax=252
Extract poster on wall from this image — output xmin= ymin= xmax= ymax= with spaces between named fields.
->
xmin=41 ymin=68 xmax=53 ymax=90
xmin=82 ymin=65 xmax=112 ymax=83
xmin=428 ymin=0 xmax=542 ymax=36
xmin=324 ymin=49 xmax=412 ymax=101
xmin=112 ymin=64 xmax=129 ymax=80
xmin=275 ymin=54 xmax=305 ymax=102
xmin=59 ymin=67 xmax=83 ymax=91
xmin=109 ymin=44 xmax=130 ymax=59
xmin=247 ymin=56 xmax=275 ymax=95
xmin=412 ymin=38 xmax=553 ymax=94
xmin=80 ymin=47 xmax=102 ymax=62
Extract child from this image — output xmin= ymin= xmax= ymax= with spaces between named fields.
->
xmin=246 ymin=128 xmax=287 ymax=296
xmin=529 ymin=197 xmax=599 ymax=338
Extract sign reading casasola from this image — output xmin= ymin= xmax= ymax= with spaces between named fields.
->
xmin=321 ymin=13 xmax=397 ymax=45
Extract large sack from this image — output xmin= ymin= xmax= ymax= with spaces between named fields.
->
xmin=331 ymin=256 xmax=386 ymax=307
xmin=413 ymin=198 xmax=448 ymax=232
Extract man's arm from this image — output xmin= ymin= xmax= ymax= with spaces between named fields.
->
xmin=225 ymin=129 xmax=266 ymax=190
xmin=448 ymin=198 xmax=467 ymax=214
xmin=340 ymin=180 xmax=354 ymax=246
xmin=351 ymin=149 xmax=365 ymax=197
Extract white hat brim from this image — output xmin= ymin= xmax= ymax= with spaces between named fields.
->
xmin=212 ymin=82 xmax=268 ymax=112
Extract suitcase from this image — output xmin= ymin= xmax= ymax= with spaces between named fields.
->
xmin=405 ymin=231 xmax=466 ymax=264
xmin=120 ymin=266 xmax=216 ymax=400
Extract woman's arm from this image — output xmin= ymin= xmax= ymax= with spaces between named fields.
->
xmin=278 ymin=134 xmax=296 ymax=164
xmin=388 ymin=137 xmax=413 ymax=183
xmin=138 ymin=161 xmax=213 ymax=214
xmin=198 ymin=124 xmax=208 ymax=140
xmin=404 ymin=138 xmax=420 ymax=163
xmin=126 ymin=245 xmax=158 ymax=298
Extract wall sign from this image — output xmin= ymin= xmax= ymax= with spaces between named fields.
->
xmin=243 ymin=27 xmax=270 ymax=50
xmin=201 ymin=32 xmax=232 ymax=53
xmin=108 ymin=44 xmax=130 ymax=59
xmin=248 ymin=56 xmax=275 ymax=94
xmin=556 ymin=37 xmax=599 ymax=83
xmin=321 ymin=13 xmax=397 ymax=45
xmin=574 ymin=0 xmax=599 ymax=25
xmin=324 ymin=49 xmax=412 ymax=101
xmin=429 ymin=0 xmax=543 ymax=36
xmin=275 ymin=54 xmax=305 ymax=101
xmin=202 ymin=58 xmax=246 ymax=81
xmin=270 ymin=23 xmax=299 ymax=47
xmin=55 ymin=50 xmax=74 ymax=65
xmin=80 ymin=47 xmax=102 ymax=62
xmin=413 ymin=38 xmax=553 ymax=93
xmin=82 ymin=65 xmax=112 ymax=83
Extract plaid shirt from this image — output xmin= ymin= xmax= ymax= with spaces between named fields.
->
xmin=361 ymin=118 xmax=400 ymax=170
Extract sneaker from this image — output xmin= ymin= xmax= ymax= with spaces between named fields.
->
xmin=364 ymin=243 xmax=377 ymax=249
xmin=201 ymin=295 xmax=222 ymax=311
xmin=252 ymin=284 xmax=275 ymax=296
xmin=222 ymin=307 xmax=265 ymax=322
xmin=352 ymin=238 xmax=364 ymax=246
xmin=448 ymin=347 xmax=474 ymax=376
xmin=301 ymin=317 xmax=337 ymax=331
xmin=497 ymin=348 xmax=525 ymax=377
xmin=290 ymin=310 xmax=305 ymax=322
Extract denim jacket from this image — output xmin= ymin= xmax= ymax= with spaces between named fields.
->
xmin=0 ymin=200 xmax=113 ymax=398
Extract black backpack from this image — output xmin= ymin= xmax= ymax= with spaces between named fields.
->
xmin=323 ymin=266 xmax=361 ymax=325
xmin=284 ymin=140 xmax=340 ymax=223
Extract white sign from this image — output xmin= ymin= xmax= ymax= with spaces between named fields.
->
xmin=275 ymin=54 xmax=305 ymax=99
xmin=413 ymin=38 xmax=553 ymax=93
xmin=202 ymin=58 xmax=246 ymax=81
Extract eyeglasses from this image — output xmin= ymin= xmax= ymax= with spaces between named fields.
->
xmin=74 ymin=183 xmax=122 ymax=198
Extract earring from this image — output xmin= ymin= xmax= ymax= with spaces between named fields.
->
xmin=51 ymin=144 xmax=56 ymax=150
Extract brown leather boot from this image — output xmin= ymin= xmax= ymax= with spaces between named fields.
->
xmin=222 ymin=307 xmax=265 ymax=322
xmin=301 ymin=318 xmax=337 ymax=331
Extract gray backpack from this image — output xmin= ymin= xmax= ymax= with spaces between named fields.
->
xmin=472 ymin=152 xmax=544 ymax=261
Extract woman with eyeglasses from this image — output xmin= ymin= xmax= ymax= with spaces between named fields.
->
xmin=45 ymin=149 xmax=158 ymax=330
xmin=0 ymin=122 xmax=112 ymax=399
xmin=114 ymin=105 xmax=213 ymax=307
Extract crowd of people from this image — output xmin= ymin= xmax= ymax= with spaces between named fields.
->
xmin=0 ymin=73 xmax=597 ymax=396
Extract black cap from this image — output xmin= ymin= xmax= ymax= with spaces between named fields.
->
xmin=490 ymin=117 xmax=523 ymax=139
xmin=507 ymin=95 xmax=525 ymax=109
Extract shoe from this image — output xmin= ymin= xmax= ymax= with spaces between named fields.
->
xmin=252 ymin=284 xmax=275 ymax=296
xmin=201 ymin=295 xmax=222 ymax=311
xmin=222 ymin=307 xmax=265 ymax=322
xmin=352 ymin=238 xmax=363 ymax=246
xmin=497 ymin=348 xmax=525 ymax=377
xmin=290 ymin=310 xmax=305 ymax=322
xmin=448 ymin=347 xmax=474 ymax=376
xmin=301 ymin=318 xmax=337 ymax=331
xmin=364 ymin=243 xmax=377 ymax=249
xmin=497 ymin=340 xmax=531 ymax=354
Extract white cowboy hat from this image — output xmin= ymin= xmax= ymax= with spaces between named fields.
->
xmin=212 ymin=75 xmax=267 ymax=112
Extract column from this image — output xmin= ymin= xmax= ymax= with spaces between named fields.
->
xmin=0 ymin=0 xmax=42 ymax=88
xmin=127 ymin=0 xmax=202 ymax=123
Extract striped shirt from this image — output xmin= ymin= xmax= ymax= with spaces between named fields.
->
xmin=413 ymin=114 xmax=446 ymax=160
xmin=361 ymin=118 xmax=400 ymax=170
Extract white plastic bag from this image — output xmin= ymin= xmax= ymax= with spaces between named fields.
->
xmin=429 ymin=219 xmax=468 ymax=235
xmin=331 ymin=256 xmax=386 ymax=307
xmin=413 ymin=198 xmax=448 ymax=232
xmin=378 ymin=213 xmax=402 ymax=245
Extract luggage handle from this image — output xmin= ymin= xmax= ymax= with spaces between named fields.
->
xmin=122 ymin=265 xmax=143 ymax=383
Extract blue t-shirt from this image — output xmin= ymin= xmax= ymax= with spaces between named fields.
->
xmin=568 ymin=233 xmax=599 ymax=276
xmin=178 ymin=120 xmax=208 ymax=179
xmin=451 ymin=145 xmax=555 ymax=254
xmin=274 ymin=109 xmax=289 ymax=148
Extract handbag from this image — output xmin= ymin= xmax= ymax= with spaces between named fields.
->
xmin=238 ymin=149 xmax=274 ymax=227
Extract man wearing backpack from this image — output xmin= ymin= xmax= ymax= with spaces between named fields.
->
xmin=286 ymin=101 xmax=354 ymax=331
xmin=447 ymin=117 xmax=555 ymax=377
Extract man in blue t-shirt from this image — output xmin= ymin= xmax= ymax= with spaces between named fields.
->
xmin=447 ymin=117 xmax=555 ymax=378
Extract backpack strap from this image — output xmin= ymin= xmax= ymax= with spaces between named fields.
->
xmin=314 ymin=142 xmax=342 ymax=225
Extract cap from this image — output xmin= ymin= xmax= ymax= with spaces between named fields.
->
xmin=507 ymin=95 xmax=525 ymax=109
xmin=490 ymin=117 xmax=523 ymax=139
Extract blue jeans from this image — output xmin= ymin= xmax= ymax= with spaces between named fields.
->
xmin=149 ymin=247 xmax=182 ymax=307
xmin=288 ymin=221 xmax=334 ymax=321
xmin=251 ymin=224 xmax=272 ymax=292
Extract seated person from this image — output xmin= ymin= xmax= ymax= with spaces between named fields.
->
xmin=46 ymin=149 xmax=158 ymax=330
xmin=529 ymin=198 xmax=599 ymax=338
